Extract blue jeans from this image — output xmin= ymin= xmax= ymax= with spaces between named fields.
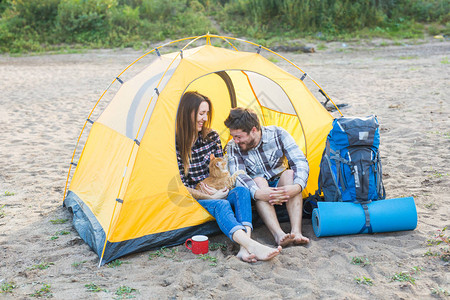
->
xmin=198 ymin=187 xmax=253 ymax=241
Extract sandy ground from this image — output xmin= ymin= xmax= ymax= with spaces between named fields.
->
xmin=0 ymin=39 xmax=449 ymax=299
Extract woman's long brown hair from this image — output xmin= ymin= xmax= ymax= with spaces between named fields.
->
xmin=176 ymin=91 xmax=213 ymax=175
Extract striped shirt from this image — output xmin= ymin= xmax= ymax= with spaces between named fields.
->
xmin=176 ymin=130 xmax=223 ymax=188
xmin=226 ymin=126 xmax=309 ymax=198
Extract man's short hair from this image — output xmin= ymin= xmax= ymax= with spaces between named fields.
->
xmin=224 ymin=107 xmax=261 ymax=133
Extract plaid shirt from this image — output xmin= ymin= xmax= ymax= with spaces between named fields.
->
xmin=176 ymin=130 xmax=223 ymax=188
xmin=226 ymin=125 xmax=309 ymax=198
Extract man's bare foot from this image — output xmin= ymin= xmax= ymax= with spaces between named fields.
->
xmin=237 ymin=247 xmax=257 ymax=263
xmin=276 ymin=233 xmax=295 ymax=247
xmin=247 ymin=243 xmax=282 ymax=261
xmin=292 ymin=232 xmax=309 ymax=244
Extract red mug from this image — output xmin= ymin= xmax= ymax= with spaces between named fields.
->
xmin=185 ymin=235 xmax=209 ymax=255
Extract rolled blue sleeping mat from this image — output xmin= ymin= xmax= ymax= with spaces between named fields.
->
xmin=312 ymin=197 xmax=417 ymax=237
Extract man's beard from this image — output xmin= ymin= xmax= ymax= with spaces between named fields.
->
xmin=238 ymin=137 xmax=257 ymax=151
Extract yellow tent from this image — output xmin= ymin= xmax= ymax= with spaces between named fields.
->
xmin=63 ymin=34 xmax=340 ymax=265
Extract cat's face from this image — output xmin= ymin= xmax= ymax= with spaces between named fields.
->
xmin=210 ymin=157 xmax=228 ymax=173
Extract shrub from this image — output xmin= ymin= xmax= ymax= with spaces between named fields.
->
xmin=10 ymin=0 xmax=60 ymax=27
xmin=56 ymin=0 xmax=118 ymax=43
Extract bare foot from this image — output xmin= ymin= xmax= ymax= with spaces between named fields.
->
xmin=276 ymin=233 xmax=295 ymax=247
xmin=237 ymin=247 xmax=257 ymax=263
xmin=247 ymin=243 xmax=281 ymax=261
xmin=292 ymin=232 xmax=310 ymax=244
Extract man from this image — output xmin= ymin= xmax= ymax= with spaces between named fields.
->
xmin=224 ymin=107 xmax=310 ymax=246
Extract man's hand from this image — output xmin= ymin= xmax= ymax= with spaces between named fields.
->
xmin=254 ymin=187 xmax=289 ymax=205
xmin=254 ymin=187 xmax=275 ymax=202
xmin=277 ymin=184 xmax=302 ymax=198
xmin=258 ymin=184 xmax=301 ymax=206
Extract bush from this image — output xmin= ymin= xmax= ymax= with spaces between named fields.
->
xmin=10 ymin=0 xmax=60 ymax=27
xmin=0 ymin=0 xmax=448 ymax=53
xmin=139 ymin=0 xmax=212 ymax=40
xmin=56 ymin=0 xmax=118 ymax=43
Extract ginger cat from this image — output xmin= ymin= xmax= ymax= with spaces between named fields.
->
xmin=195 ymin=154 xmax=245 ymax=191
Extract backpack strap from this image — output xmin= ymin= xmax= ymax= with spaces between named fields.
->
xmin=358 ymin=201 xmax=373 ymax=234
xmin=303 ymin=194 xmax=320 ymax=216
xmin=329 ymin=148 xmax=350 ymax=193
xmin=375 ymin=151 xmax=386 ymax=199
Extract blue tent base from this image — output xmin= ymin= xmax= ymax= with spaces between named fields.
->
xmin=312 ymin=197 xmax=417 ymax=237
xmin=64 ymin=191 xmax=222 ymax=265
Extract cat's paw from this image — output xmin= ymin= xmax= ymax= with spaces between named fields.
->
xmin=234 ymin=170 xmax=246 ymax=176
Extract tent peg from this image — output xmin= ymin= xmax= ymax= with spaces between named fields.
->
xmin=116 ymin=77 xmax=124 ymax=84
xmin=155 ymin=48 xmax=161 ymax=57
xmin=134 ymin=139 xmax=140 ymax=146
xmin=86 ymin=119 xmax=94 ymax=124
xmin=318 ymin=89 xmax=330 ymax=106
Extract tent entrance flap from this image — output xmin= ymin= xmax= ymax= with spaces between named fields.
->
xmin=215 ymin=71 xmax=237 ymax=108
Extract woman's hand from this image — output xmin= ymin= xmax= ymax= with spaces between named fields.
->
xmin=199 ymin=182 xmax=217 ymax=195
xmin=211 ymin=188 xmax=229 ymax=199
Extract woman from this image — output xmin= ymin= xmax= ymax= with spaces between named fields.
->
xmin=176 ymin=91 xmax=281 ymax=262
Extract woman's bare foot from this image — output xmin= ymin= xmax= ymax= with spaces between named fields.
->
xmin=275 ymin=233 xmax=295 ymax=247
xmin=247 ymin=243 xmax=282 ymax=261
xmin=291 ymin=232 xmax=309 ymax=244
xmin=237 ymin=247 xmax=257 ymax=263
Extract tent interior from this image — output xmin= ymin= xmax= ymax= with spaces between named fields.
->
xmin=185 ymin=70 xmax=306 ymax=153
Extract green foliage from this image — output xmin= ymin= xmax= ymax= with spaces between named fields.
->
xmin=115 ymin=285 xmax=138 ymax=299
xmin=351 ymin=256 xmax=371 ymax=267
xmin=72 ymin=260 xmax=87 ymax=267
xmin=424 ymin=202 xmax=434 ymax=209
xmin=424 ymin=249 xmax=439 ymax=257
xmin=56 ymin=230 xmax=70 ymax=235
xmin=138 ymin=0 xmax=213 ymax=41
xmin=56 ymin=0 xmax=117 ymax=43
xmin=50 ymin=230 xmax=70 ymax=240
xmin=431 ymin=287 xmax=450 ymax=296
xmin=209 ymin=242 xmax=227 ymax=252
xmin=0 ymin=0 xmax=448 ymax=53
xmin=3 ymin=191 xmax=15 ymax=196
xmin=11 ymin=0 xmax=60 ymax=27
xmin=267 ymin=56 xmax=280 ymax=63
xmin=197 ymin=253 xmax=217 ymax=266
xmin=216 ymin=0 xmax=442 ymax=39
xmin=355 ymin=276 xmax=374 ymax=286
xmin=30 ymin=261 xmax=55 ymax=270
xmin=399 ymin=55 xmax=419 ymax=60
xmin=390 ymin=266 xmax=423 ymax=284
xmin=427 ymin=227 xmax=450 ymax=262
xmin=0 ymin=0 xmax=11 ymax=14
xmin=391 ymin=271 xmax=416 ymax=284
xmin=148 ymin=246 xmax=181 ymax=261
xmin=1 ymin=281 xmax=17 ymax=294
xmin=85 ymin=283 xmax=107 ymax=292
xmin=107 ymin=259 xmax=130 ymax=268
xmin=50 ymin=218 xmax=68 ymax=224
xmin=30 ymin=283 xmax=52 ymax=298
